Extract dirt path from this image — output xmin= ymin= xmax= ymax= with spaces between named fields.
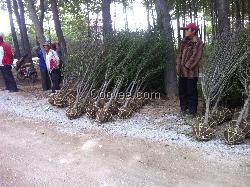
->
xmin=0 ymin=112 xmax=249 ymax=187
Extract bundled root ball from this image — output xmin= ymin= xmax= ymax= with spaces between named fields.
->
xmin=86 ymin=104 xmax=100 ymax=119
xmin=210 ymin=107 xmax=233 ymax=126
xmin=86 ymin=100 xmax=103 ymax=119
xmin=54 ymin=96 xmax=68 ymax=108
xmin=108 ymin=103 xmax=119 ymax=115
xmin=224 ymin=121 xmax=246 ymax=145
xmin=239 ymin=120 xmax=250 ymax=138
xmin=66 ymin=92 xmax=77 ymax=107
xmin=48 ymin=93 xmax=56 ymax=106
xmin=129 ymin=98 xmax=146 ymax=112
xmin=118 ymin=106 xmax=133 ymax=119
xmin=96 ymin=108 xmax=112 ymax=123
xmin=192 ymin=117 xmax=216 ymax=141
xmin=66 ymin=103 xmax=83 ymax=120
xmin=79 ymin=102 xmax=88 ymax=114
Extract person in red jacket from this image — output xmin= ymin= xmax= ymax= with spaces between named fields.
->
xmin=0 ymin=33 xmax=18 ymax=92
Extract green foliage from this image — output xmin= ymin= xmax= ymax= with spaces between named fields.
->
xmin=203 ymin=27 xmax=250 ymax=109
xmin=63 ymin=38 xmax=103 ymax=79
xmin=64 ymin=30 xmax=169 ymax=92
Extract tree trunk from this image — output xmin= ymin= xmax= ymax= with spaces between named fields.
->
xmin=203 ymin=21 xmax=206 ymax=44
xmin=102 ymin=0 xmax=112 ymax=43
xmin=155 ymin=0 xmax=177 ymax=97
xmin=241 ymin=0 xmax=245 ymax=25
xmin=188 ymin=0 xmax=193 ymax=22
xmin=95 ymin=13 xmax=99 ymax=40
xmin=193 ymin=0 xmax=198 ymax=24
xmin=216 ymin=0 xmax=230 ymax=34
xmin=12 ymin=0 xmax=24 ymax=52
xmin=17 ymin=0 xmax=33 ymax=64
xmin=87 ymin=0 xmax=91 ymax=37
xmin=210 ymin=1 xmax=216 ymax=39
xmin=248 ymin=0 xmax=250 ymax=25
xmin=40 ymin=0 xmax=45 ymax=29
xmin=6 ymin=0 xmax=20 ymax=59
xmin=203 ymin=1 xmax=206 ymax=44
xmin=231 ymin=0 xmax=235 ymax=29
xmin=50 ymin=0 xmax=67 ymax=59
xmin=123 ymin=3 xmax=129 ymax=30
xmin=150 ymin=0 xmax=156 ymax=27
xmin=176 ymin=3 xmax=181 ymax=47
xmin=27 ymin=0 xmax=45 ymax=51
xmin=235 ymin=0 xmax=241 ymax=28
xmin=182 ymin=0 xmax=186 ymax=37
xmin=145 ymin=0 xmax=151 ymax=30
xmin=214 ymin=0 xmax=219 ymax=33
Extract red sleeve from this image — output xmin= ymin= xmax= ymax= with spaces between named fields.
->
xmin=2 ymin=43 xmax=13 ymax=65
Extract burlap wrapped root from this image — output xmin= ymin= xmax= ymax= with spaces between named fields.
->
xmin=192 ymin=117 xmax=216 ymax=141
xmin=224 ymin=120 xmax=246 ymax=145
xmin=192 ymin=108 xmax=232 ymax=141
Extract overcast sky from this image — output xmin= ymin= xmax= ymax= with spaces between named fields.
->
xmin=0 ymin=1 xmax=152 ymax=35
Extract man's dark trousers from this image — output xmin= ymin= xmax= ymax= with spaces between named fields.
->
xmin=50 ymin=69 xmax=61 ymax=92
xmin=179 ymin=77 xmax=198 ymax=114
xmin=0 ymin=65 xmax=18 ymax=92
xmin=40 ymin=69 xmax=51 ymax=91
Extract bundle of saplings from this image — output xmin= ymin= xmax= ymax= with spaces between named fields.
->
xmin=48 ymin=30 xmax=168 ymax=123
xmin=193 ymin=28 xmax=250 ymax=141
xmin=224 ymin=33 xmax=250 ymax=145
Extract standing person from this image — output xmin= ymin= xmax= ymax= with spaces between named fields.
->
xmin=43 ymin=42 xmax=61 ymax=93
xmin=51 ymin=42 xmax=57 ymax=52
xmin=0 ymin=33 xmax=18 ymax=92
xmin=33 ymin=46 xmax=51 ymax=91
xmin=51 ymin=42 xmax=63 ymax=82
xmin=51 ymin=42 xmax=63 ymax=62
xmin=176 ymin=23 xmax=203 ymax=117
xmin=56 ymin=43 xmax=64 ymax=79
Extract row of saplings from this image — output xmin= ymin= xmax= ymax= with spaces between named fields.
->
xmin=48 ymin=77 xmax=147 ymax=123
xmin=47 ymin=31 xmax=167 ymax=124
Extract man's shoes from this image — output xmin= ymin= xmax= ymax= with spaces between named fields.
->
xmin=178 ymin=110 xmax=187 ymax=117
xmin=185 ymin=113 xmax=197 ymax=119
xmin=9 ymin=89 xmax=18 ymax=93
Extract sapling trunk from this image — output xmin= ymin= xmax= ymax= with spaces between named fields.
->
xmin=105 ymin=77 xmax=124 ymax=109
xmin=123 ymin=81 xmax=137 ymax=108
xmin=236 ymin=89 xmax=250 ymax=127
xmin=243 ymin=102 xmax=249 ymax=120
xmin=204 ymin=98 xmax=210 ymax=125
xmin=212 ymin=96 xmax=221 ymax=114
xmin=122 ymin=69 xmax=141 ymax=108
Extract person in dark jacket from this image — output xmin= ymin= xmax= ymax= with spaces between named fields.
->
xmin=0 ymin=33 xmax=18 ymax=92
xmin=176 ymin=23 xmax=203 ymax=117
xmin=34 ymin=46 xmax=51 ymax=91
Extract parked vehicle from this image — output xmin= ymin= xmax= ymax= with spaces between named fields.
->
xmin=15 ymin=54 xmax=38 ymax=82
